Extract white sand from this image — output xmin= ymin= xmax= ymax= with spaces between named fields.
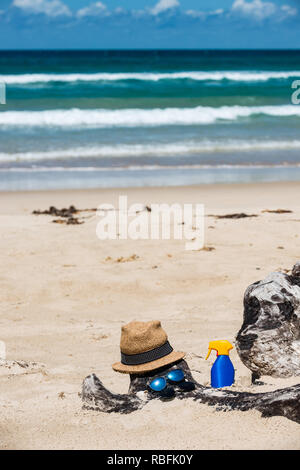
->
xmin=0 ymin=182 xmax=299 ymax=449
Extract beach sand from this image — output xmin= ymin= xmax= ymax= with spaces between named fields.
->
xmin=0 ymin=181 xmax=300 ymax=450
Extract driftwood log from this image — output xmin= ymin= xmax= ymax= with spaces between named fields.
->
xmin=82 ymin=359 xmax=300 ymax=424
xmin=236 ymin=262 xmax=300 ymax=379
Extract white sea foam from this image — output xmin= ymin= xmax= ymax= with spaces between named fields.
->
xmin=1 ymin=71 xmax=300 ymax=84
xmin=1 ymin=139 xmax=300 ymax=162
xmin=0 ymin=105 xmax=300 ymax=129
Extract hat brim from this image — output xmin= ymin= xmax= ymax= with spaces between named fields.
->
xmin=112 ymin=350 xmax=185 ymax=374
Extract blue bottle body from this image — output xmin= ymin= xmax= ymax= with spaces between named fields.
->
xmin=211 ymin=355 xmax=235 ymax=388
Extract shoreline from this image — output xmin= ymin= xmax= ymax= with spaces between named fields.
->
xmin=2 ymin=179 xmax=300 ymax=194
xmin=2 ymin=166 xmax=300 ymax=192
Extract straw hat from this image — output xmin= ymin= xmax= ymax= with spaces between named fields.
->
xmin=112 ymin=320 xmax=185 ymax=374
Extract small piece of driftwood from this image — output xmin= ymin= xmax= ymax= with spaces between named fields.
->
xmin=81 ymin=359 xmax=300 ymax=423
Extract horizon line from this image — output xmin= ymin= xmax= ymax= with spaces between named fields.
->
xmin=1 ymin=48 xmax=300 ymax=52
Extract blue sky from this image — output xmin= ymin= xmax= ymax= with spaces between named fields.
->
xmin=0 ymin=0 xmax=299 ymax=49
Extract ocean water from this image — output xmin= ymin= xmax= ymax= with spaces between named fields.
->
xmin=1 ymin=50 xmax=300 ymax=191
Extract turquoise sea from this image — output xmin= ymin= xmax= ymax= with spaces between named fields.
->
xmin=1 ymin=50 xmax=300 ymax=190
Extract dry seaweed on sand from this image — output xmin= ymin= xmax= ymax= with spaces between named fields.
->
xmin=208 ymin=213 xmax=258 ymax=219
xmin=33 ymin=205 xmax=79 ymax=217
xmin=52 ymin=217 xmax=83 ymax=225
xmin=32 ymin=205 xmax=97 ymax=225
xmin=33 ymin=205 xmax=97 ymax=218
xmin=104 ymin=254 xmax=140 ymax=263
xmin=116 ymin=254 xmax=139 ymax=263
xmin=262 ymin=209 xmax=293 ymax=214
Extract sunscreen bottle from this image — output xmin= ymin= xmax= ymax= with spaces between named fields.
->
xmin=206 ymin=340 xmax=234 ymax=388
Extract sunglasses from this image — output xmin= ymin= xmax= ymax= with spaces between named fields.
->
xmin=148 ymin=369 xmax=195 ymax=398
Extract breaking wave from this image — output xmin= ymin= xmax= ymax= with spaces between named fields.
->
xmin=1 ymin=105 xmax=300 ymax=129
xmin=2 ymin=139 xmax=300 ymax=162
xmin=1 ymin=70 xmax=300 ymax=84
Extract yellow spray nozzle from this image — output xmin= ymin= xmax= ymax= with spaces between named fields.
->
xmin=205 ymin=340 xmax=233 ymax=360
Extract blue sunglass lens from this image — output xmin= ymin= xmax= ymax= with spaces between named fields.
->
xmin=167 ymin=369 xmax=184 ymax=383
xmin=149 ymin=377 xmax=167 ymax=392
